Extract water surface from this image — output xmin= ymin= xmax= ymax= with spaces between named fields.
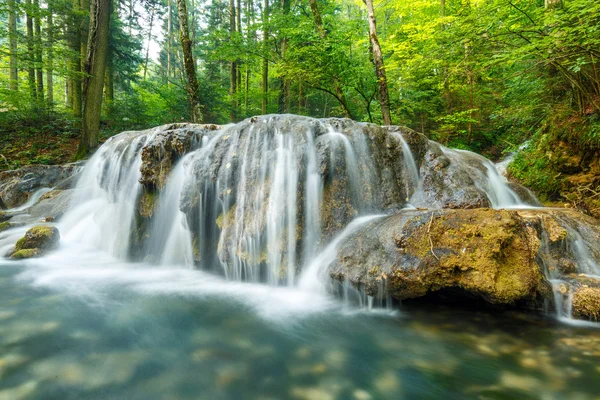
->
xmin=1 ymin=260 xmax=600 ymax=400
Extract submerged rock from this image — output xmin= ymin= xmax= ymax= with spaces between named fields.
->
xmin=10 ymin=226 xmax=60 ymax=259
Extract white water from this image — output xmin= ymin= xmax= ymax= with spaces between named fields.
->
xmin=0 ymin=117 xmax=598 ymax=324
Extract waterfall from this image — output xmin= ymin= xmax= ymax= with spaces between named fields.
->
xmin=6 ymin=115 xmax=597 ymax=324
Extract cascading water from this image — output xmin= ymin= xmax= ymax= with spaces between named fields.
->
xmin=1 ymin=115 xmax=598 ymax=323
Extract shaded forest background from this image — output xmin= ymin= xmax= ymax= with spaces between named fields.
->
xmin=1 ymin=0 xmax=599 ymax=210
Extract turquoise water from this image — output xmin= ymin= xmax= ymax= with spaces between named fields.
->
xmin=1 ymin=261 xmax=600 ymax=400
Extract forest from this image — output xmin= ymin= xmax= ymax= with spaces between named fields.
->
xmin=1 ymin=0 xmax=599 ymax=208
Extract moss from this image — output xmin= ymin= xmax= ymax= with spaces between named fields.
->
xmin=390 ymin=209 xmax=543 ymax=304
xmin=139 ymin=189 xmax=159 ymax=218
xmin=10 ymin=248 xmax=41 ymax=259
xmin=0 ymin=221 xmax=12 ymax=232
xmin=14 ymin=225 xmax=60 ymax=252
xmin=572 ymin=287 xmax=600 ymax=321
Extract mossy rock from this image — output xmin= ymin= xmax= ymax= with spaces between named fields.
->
xmin=572 ymin=287 xmax=600 ymax=321
xmin=0 ymin=221 xmax=12 ymax=232
xmin=330 ymin=209 xmax=546 ymax=306
xmin=11 ymin=248 xmax=42 ymax=259
xmin=11 ymin=225 xmax=60 ymax=259
xmin=0 ymin=211 xmax=12 ymax=223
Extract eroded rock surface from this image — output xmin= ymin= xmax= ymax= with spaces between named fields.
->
xmin=0 ymin=164 xmax=81 ymax=209
xmin=331 ymin=208 xmax=600 ymax=313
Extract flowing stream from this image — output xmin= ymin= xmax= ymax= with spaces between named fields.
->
xmin=1 ymin=116 xmax=600 ymax=399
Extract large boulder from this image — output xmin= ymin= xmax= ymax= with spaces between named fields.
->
xmin=10 ymin=225 xmax=60 ymax=259
xmin=0 ymin=164 xmax=81 ymax=209
xmin=330 ymin=209 xmax=547 ymax=306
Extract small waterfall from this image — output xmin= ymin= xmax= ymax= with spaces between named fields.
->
xmin=441 ymin=147 xmax=526 ymax=208
xmin=298 ymin=214 xmax=384 ymax=293
xmin=58 ymin=132 xmax=150 ymax=258
xmin=390 ymin=132 xmax=420 ymax=202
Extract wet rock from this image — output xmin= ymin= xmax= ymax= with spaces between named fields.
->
xmin=0 ymin=221 xmax=13 ymax=232
xmin=0 ymin=211 xmax=11 ymax=222
xmin=331 ymin=209 xmax=546 ymax=305
xmin=0 ymin=164 xmax=81 ymax=209
xmin=27 ymin=189 xmax=75 ymax=222
xmin=572 ymin=287 xmax=600 ymax=321
xmin=139 ymin=123 xmax=219 ymax=189
xmin=507 ymin=182 xmax=542 ymax=206
xmin=10 ymin=226 xmax=60 ymax=259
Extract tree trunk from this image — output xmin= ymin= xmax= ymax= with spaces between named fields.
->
xmin=77 ymin=0 xmax=111 ymax=158
xmin=278 ymin=0 xmax=290 ymax=113
xmin=230 ymin=0 xmax=237 ymax=120
xmin=177 ymin=0 xmax=203 ymax=122
xmin=104 ymin=52 xmax=114 ymax=110
xmin=46 ymin=0 xmax=54 ymax=106
xmin=69 ymin=0 xmax=82 ymax=116
xmin=364 ymin=0 xmax=391 ymax=125
xmin=167 ymin=0 xmax=172 ymax=83
xmin=261 ymin=0 xmax=268 ymax=114
xmin=34 ymin=0 xmax=44 ymax=104
xmin=8 ymin=0 xmax=18 ymax=91
xmin=144 ymin=7 xmax=155 ymax=80
xmin=26 ymin=0 xmax=37 ymax=102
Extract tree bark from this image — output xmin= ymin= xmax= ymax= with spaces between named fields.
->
xmin=167 ymin=0 xmax=172 ymax=83
xmin=34 ymin=0 xmax=44 ymax=104
xmin=261 ymin=0 xmax=269 ymax=114
xmin=230 ymin=0 xmax=237 ymax=120
xmin=177 ymin=0 xmax=203 ymax=122
xmin=278 ymin=0 xmax=290 ymax=113
xmin=144 ymin=6 xmax=155 ymax=80
xmin=26 ymin=0 xmax=37 ymax=102
xmin=77 ymin=0 xmax=111 ymax=157
xmin=69 ymin=0 xmax=82 ymax=116
xmin=46 ymin=0 xmax=54 ymax=106
xmin=8 ymin=0 xmax=18 ymax=91
xmin=364 ymin=0 xmax=392 ymax=125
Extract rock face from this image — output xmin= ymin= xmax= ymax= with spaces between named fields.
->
xmin=10 ymin=226 xmax=60 ymax=259
xmin=0 ymin=164 xmax=81 ymax=209
xmin=331 ymin=208 xmax=600 ymax=313
xmin=331 ymin=209 xmax=547 ymax=305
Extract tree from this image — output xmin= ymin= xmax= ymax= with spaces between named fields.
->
xmin=8 ymin=0 xmax=19 ymax=91
xmin=77 ymin=0 xmax=112 ymax=157
xmin=46 ymin=0 xmax=54 ymax=106
xmin=364 ymin=0 xmax=391 ymax=125
xmin=177 ymin=0 xmax=203 ymax=122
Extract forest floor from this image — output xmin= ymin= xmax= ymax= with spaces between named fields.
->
xmin=0 ymin=128 xmax=80 ymax=172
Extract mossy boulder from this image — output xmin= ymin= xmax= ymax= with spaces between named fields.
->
xmin=572 ymin=287 xmax=600 ymax=321
xmin=0 ymin=221 xmax=13 ymax=232
xmin=10 ymin=225 xmax=60 ymax=259
xmin=330 ymin=209 xmax=547 ymax=306
xmin=0 ymin=211 xmax=12 ymax=222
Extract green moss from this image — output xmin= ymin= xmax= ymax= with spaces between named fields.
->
xmin=572 ymin=287 xmax=600 ymax=321
xmin=14 ymin=225 xmax=60 ymax=252
xmin=0 ymin=221 xmax=12 ymax=232
xmin=139 ymin=189 xmax=159 ymax=218
xmin=10 ymin=248 xmax=41 ymax=259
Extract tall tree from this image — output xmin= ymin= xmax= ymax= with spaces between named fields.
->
xmin=34 ymin=0 xmax=44 ymax=103
xmin=364 ymin=0 xmax=391 ymax=125
xmin=177 ymin=0 xmax=203 ymax=122
xmin=25 ymin=0 xmax=37 ymax=102
xmin=77 ymin=0 xmax=112 ymax=157
xmin=46 ymin=0 xmax=54 ymax=106
xmin=230 ymin=0 xmax=237 ymax=119
xmin=261 ymin=0 xmax=268 ymax=114
xmin=69 ymin=0 xmax=83 ymax=116
xmin=8 ymin=0 xmax=19 ymax=91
